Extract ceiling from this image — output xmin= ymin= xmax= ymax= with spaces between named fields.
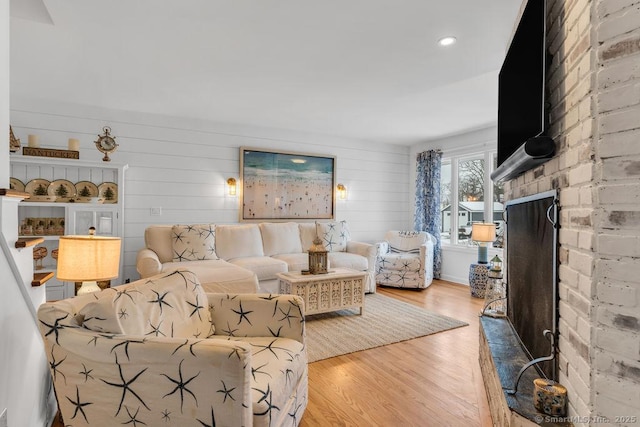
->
xmin=10 ymin=0 xmax=522 ymax=145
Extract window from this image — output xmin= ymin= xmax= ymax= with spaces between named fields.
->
xmin=440 ymin=161 xmax=452 ymax=244
xmin=439 ymin=151 xmax=504 ymax=246
xmin=457 ymin=156 xmax=485 ymax=243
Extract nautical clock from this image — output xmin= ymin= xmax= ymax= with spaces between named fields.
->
xmin=94 ymin=126 xmax=118 ymax=162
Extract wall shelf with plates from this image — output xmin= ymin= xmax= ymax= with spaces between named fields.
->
xmin=10 ymin=155 xmax=128 ymax=301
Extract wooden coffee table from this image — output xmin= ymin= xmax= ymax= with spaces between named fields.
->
xmin=277 ymin=268 xmax=366 ymax=315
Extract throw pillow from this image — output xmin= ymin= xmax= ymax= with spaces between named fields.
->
xmin=215 ymin=224 xmax=264 ymax=260
xmin=79 ymin=270 xmax=214 ymax=339
xmin=171 ymin=224 xmax=218 ymax=262
xmin=259 ymin=222 xmax=303 ymax=256
xmin=298 ymin=222 xmax=317 ymax=251
xmin=317 ymin=220 xmax=350 ymax=252
xmin=387 ymin=231 xmax=427 ymax=253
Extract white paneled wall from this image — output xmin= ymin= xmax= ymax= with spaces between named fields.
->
xmin=11 ymin=98 xmax=411 ymax=282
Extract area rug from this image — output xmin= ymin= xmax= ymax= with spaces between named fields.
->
xmin=305 ymin=293 xmax=468 ymax=362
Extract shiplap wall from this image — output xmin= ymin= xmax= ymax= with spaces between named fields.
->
xmin=10 ymin=97 xmax=411 ymax=282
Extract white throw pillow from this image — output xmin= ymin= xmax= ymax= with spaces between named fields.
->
xmin=386 ymin=230 xmax=428 ymax=253
xmin=298 ymin=222 xmax=317 ymax=251
xmin=317 ymin=221 xmax=350 ymax=252
xmin=171 ymin=224 xmax=218 ymax=261
xmin=215 ymin=224 xmax=264 ymax=260
xmin=79 ymin=270 xmax=214 ymax=338
xmin=259 ymin=222 xmax=303 ymax=256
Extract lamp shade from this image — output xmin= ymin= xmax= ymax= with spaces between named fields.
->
xmin=471 ymin=223 xmax=496 ymax=242
xmin=56 ymin=235 xmax=121 ymax=282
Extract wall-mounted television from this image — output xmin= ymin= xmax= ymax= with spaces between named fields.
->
xmin=491 ymin=0 xmax=555 ymax=182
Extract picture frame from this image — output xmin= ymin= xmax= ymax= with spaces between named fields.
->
xmin=240 ymin=147 xmax=336 ymax=221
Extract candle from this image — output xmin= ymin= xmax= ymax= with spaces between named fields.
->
xmin=28 ymin=135 xmax=39 ymax=148
xmin=68 ymin=138 xmax=80 ymax=151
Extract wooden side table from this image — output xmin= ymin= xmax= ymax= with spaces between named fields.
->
xmin=277 ymin=268 xmax=366 ymax=315
xmin=469 ymin=263 xmax=489 ymax=298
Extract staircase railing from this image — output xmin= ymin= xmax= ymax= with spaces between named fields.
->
xmin=0 ymin=230 xmax=39 ymax=326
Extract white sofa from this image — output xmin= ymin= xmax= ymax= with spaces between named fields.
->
xmin=38 ymin=270 xmax=307 ymax=427
xmin=136 ymin=221 xmax=377 ymax=294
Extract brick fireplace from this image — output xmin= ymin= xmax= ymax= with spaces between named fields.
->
xmin=481 ymin=0 xmax=640 ymax=425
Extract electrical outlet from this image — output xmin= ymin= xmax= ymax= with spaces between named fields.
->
xmin=0 ymin=408 xmax=8 ymax=427
xmin=150 ymin=207 xmax=162 ymax=216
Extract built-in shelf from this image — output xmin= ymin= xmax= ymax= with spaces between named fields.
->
xmin=10 ymin=156 xmax=128 ymax=301
xmin=15 ymin=237 xmax=45 ymax=248
xmin=0 ymin=188 xmax=30 ymax=198
xmin=32 ymin=272 xmax=54 ymax=287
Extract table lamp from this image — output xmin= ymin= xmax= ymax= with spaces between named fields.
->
xmin=471 ymin=223 xmax=496 ymax=264
xmin=56 ymin=235 xmax=121 ymax=295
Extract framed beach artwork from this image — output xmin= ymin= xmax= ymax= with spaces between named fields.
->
xmin=240 ymin=147 xmax=336 ymax=221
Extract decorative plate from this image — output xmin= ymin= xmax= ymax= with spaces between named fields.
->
xmin=48 ymin=179 xmax=77 ymax=202
xmin=33 ymin=246 xmax=47 ymax=260
xmin=25 ymin=179 xmax=56 ymax=202
xmin=75 ymin=181 xmax=99 ymax=202
xmin=98 ymin=182 xmax=118 ymax=203
xmin=10 ymin=177 xmax=25 ymax=192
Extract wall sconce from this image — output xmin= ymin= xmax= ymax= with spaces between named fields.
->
xmin=227 ymin=178 xmax=237 ymax=196
xmin=336 ymin=183 xmax=347 ymax=200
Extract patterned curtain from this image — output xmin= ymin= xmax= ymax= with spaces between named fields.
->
xmin=414 ymin=150 xmax=442 ymax=279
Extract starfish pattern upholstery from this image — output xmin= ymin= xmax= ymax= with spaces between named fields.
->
xmin=316 ymin=220 xmax=349 ymax=252
xmin=171 ymin=224 xmax=219 ymax=262
xmin=38 ymin=270 xmax=307 ymax=426
xmin=375 ymin=230 xmax=435 ymax=289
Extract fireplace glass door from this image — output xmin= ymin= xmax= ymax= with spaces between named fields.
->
xmin=505 ymin=190 xmax=558 ymax=380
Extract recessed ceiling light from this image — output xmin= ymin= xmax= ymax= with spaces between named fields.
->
xmin=438 ymin=36 xmax=457 ymax=47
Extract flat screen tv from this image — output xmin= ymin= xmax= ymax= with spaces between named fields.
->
xmin=494 ymin=0 xmax=554 ymax=180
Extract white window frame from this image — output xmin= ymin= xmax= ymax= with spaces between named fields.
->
xmin=441 ymin=149 xmax=499 ymax=247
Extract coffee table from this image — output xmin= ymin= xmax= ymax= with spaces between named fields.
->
xmin=277 ymin=268 xmax=366 ymax=315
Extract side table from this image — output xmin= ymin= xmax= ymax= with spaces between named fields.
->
xmin=469 ymin=263 xmax=489 ymax=298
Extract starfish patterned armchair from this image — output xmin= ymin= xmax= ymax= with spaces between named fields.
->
xmin=375 ymin=230 xmax=435 ymax=289
xmin=37 ymin=269 xmax=307 ymax=427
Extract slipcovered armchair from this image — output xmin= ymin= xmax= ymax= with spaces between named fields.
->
xmin=375 ymin=230 xmax=435 ymax=289
xmin=38 ymin=270 xmax=307 ymax=427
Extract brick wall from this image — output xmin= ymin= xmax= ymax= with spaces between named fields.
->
xmin=593 ymin=0 xmax=640 ymax=422
xmin=503 ymin=0 xmax=640 ymax=425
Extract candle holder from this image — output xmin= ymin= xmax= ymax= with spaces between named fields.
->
xmin=308 ymin=236 xmax=328 ymax=274
xmin=482 ymin=255 xmax=506 ymax=317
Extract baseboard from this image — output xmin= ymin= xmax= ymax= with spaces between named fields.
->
xmin=440 ymin=273 xmax=468 ymax=285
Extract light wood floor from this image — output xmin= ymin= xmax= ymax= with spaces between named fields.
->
xmin=300 ymin=280 xmax=493 ymax=427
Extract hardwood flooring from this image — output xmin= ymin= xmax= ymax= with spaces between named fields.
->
xmin=300 ymin=280 xmax=493 ymax=427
